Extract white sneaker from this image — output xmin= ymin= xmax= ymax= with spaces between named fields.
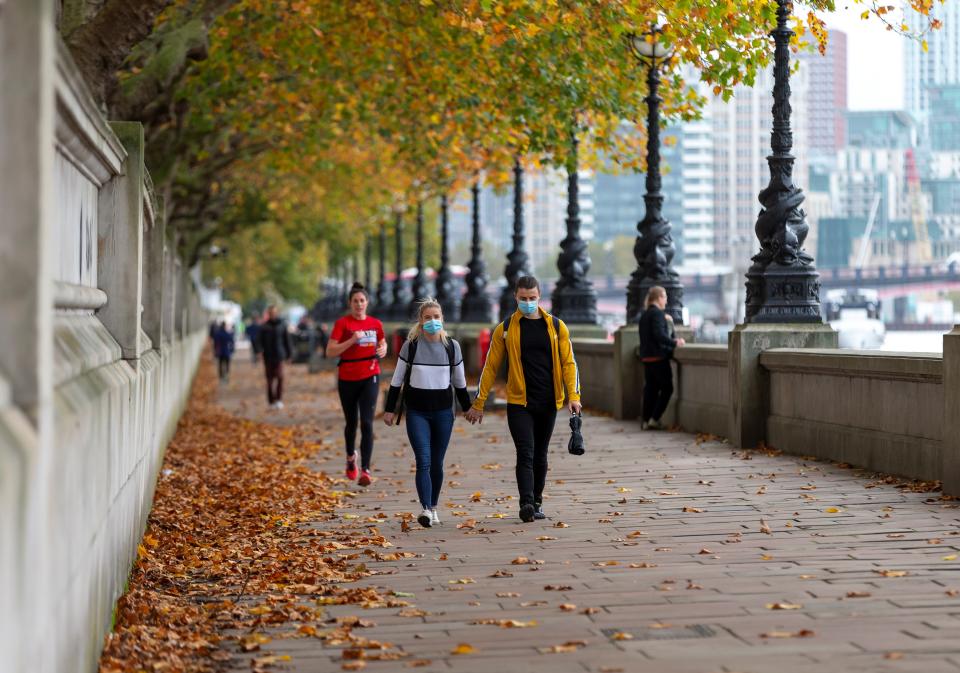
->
xmin=417 ymin=509 xmax=432 ymax=528
xmin=641 ymin=421 xmax=650 ymax=430
xmin=431 ymin=509 xmax=440 ymax=525
xmin=647 ymin=419 xmax=661 ymax=430
xmin=275 ymin=401 xmax=284 ymax=410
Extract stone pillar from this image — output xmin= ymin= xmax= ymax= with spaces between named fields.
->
xmin=0 ymin=0 xmax=55 ymax=414
xmin=728 ymin=323 xmax=836 ymax=449
xmin=142 ymin=192 xmax=165 ymax=349
xmin=0 ymin=5 xmax=55 ymax=673
xmin=943 ymin=326 xmax=960 ymax=494
xmin=98 ymin=122 xmax=145 ymax=360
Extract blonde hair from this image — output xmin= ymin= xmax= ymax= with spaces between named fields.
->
xmin=407 ymin=298 xmax=449 ymax=344
xmin=644 ymin=286 xmax=667 ymax=309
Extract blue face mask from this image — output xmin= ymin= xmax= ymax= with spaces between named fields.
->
xmin=518 ymin=300 xmax=539 ymax=315
xmin=422 ymin=318 xmax=443 ymax=335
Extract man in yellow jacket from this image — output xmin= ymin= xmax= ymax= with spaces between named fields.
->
xmin=465 ymin=276 xmax=582 ymax=522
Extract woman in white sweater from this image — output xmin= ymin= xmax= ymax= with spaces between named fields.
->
xmin=383 ymin=299 xmax=471 ymax=528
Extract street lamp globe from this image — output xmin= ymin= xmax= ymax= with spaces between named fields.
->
xmin=628 ymin=27 xmax=671 ymax=61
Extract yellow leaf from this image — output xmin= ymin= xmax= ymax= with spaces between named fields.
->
xmin=943 ymin=554 xmax=958 ymax=561
xmin=766 ymin=602 xmax=803 ymax=610
xmin=824 ymin=507 xmax=842 ymax=513
xmin=451 ymin=643 xmax=475 ymax=655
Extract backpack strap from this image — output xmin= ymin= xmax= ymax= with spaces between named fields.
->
xmin=402 ymin=339 xmax=419 ymax=389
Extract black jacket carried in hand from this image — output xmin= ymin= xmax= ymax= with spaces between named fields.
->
xmin=638 ymin=306 xmax=677 ymax=360
xmin=257 ymin=318 xmax=294 ymax=363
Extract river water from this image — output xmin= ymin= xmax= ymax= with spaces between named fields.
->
xmin=879 ymin=330 xmax=949 ymax=353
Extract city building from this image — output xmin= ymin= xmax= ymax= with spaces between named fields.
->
xmin=905 ymin=2 xmax=960 ymax=138
xmin=796 ymin=28 xmax=848 ymax=154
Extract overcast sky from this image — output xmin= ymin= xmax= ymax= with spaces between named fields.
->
xmin=822 ymin=4 xmax=906 ymax=110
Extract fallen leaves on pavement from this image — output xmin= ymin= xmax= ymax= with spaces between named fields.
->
xmin=98 ymin=362 xmax=407 ymax=672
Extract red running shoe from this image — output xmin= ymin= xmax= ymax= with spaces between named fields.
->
xmin=345 ymin=456 xmax=358 ymax=481
xmin=358 ymin=469 xmax=372 ymax=487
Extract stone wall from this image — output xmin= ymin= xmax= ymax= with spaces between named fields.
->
xmin=674 ymin=345 xmax=729 ymax=438
xmin=762 ymin=349 xmax=944 ymax=480
xmin=572 ymin=339 xmax=615 ymax=413
xmin=0 ymin=7 xmax=208 ymax=672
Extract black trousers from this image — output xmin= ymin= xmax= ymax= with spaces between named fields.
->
xmin=218 ymin=357 xmax=231 ymax=380
xmin=642 ymin=359 xmax=673 ymax=423
xmin=338 ymin=375 xmax=379 ymax=470
xmin=264 ymin=360 xmax=284 ymax=403
xmin=507 ymin=404 xmax=558 ymax=507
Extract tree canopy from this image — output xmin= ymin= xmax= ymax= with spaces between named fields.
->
xmin=60 ymin=0 xmax=948 ymax=304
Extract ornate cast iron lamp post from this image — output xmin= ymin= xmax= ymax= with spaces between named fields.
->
xmin=551 ymin=124 xmax=598 ymax=324
xmin=499 ymin=157 xmax=532 ymax=321
xmin=408 ymin=201 xmax=430 ymax=315
xmin=460 ymin=181 xmax=493 ymax=323
xmin=434 ymin=195 xmax=460 ymax=321
xmin=390 ymin=211 xmax=412 ymax=319
xmin=375 ymin=225 xmax=388 ymax=308
xmin=745 ymin=0 xmax=822 ymax=323
xmin=625 ymin=26 xmax=684 ymax=325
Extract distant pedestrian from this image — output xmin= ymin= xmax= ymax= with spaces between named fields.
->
xmin=383 ymin=299 xmax=471 ymax=528
xmin=638 ymin=286 xmax=685 ymax=430
xmin=257 ymin=305 xmax=293 ymax=409
xmin=326 ymin=283 xmax=387 ymax=487
xmin=465 ymin=275 xmax=582 ymax=523
xmin=317 ymin=322 xmax=330 ymax=357
xmin=213 ymin=322 xmax=236 ymax=382
xmin=246 ymin=314 xmax=263 ymax=363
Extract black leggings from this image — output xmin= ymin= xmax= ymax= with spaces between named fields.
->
xmin=642 ymin=359 xmax=673 ymax=422
xmin=338 ymin=375 xmax=379 ymax=470
xmin=218 ymin=357 xmax=231 ymax=379
xmin=507 ymin=404 xmax=558 ymax=507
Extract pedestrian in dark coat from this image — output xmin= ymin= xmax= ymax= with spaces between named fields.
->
xmin=256 ymin=306 xmax=294 ymax=409
xmin=213 ymin=322 xmax=236 ymax=382
xmin=638 ymin=286 xmax=685 ymax=430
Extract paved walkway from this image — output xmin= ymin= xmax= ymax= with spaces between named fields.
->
xmin=217 ymin=353 xmax=960 ymax=673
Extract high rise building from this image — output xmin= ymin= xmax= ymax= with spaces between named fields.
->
xmin=905 ymin=3 xmax=960 ymax=138
xmin=796 ymin=28 xmax=848 ymax=154
xmin=711 ymin=64 xmax=811 ymax=271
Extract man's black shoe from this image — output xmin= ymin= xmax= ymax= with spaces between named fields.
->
xmin=519 ymin=504 xmax=535 ymax=522
xmin=533 ymin=504 xmax=546 ymax=520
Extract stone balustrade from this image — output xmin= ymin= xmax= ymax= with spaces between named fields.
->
xmin=1 ymin=8 xmax=208 ymax=673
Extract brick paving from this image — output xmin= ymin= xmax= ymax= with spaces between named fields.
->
xmin=217 ymin=352 xmax=960 ymax=672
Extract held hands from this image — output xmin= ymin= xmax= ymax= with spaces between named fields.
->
xmin=376 ymin=339 xmax=387 ymax=358
xmin=464 ymin=407 xmax=483 ymax=424
xmin=382 ymin=412 xmax=395 ymax=426
xmin=568 ymin=400 xmax=582 ymax=415
xmin=676 ymin=338 xmax=686 ymax=347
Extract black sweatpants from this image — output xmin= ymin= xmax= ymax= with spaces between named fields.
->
xmin=338 ymin=375 xmax=379 ymax=470
xmin=507 ymin=404 xmax=558 ymax=508
xmin=642 ymin=359 xmax=673 ymax=423
xmin=218 ymin=357 xmax=231 ymax=380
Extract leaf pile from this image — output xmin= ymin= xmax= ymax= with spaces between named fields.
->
xmin=99 ymin=361 xmax=397 ymax=672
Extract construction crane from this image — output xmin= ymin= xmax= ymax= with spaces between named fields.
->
xmin=904 ymin=148 xmax=932 ymax=262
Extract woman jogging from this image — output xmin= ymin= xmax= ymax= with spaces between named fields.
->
xmin=383 ymin=299 xmax=471 ymax=528
xmin=465 ymin=276 xmax=581 ymax=523
xmin=637 ymin=286 xmax=685 ymax=431
xmin=326 ymin=283 xmax=387 ymax=486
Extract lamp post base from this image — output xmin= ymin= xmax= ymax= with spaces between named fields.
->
xmin=460 ymin=295 xmax=493 ymax=325
xmin=745 ymin=263 xmax=823 ymax=324
xmin=550 ymin=284 xmax=597 ymax=325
